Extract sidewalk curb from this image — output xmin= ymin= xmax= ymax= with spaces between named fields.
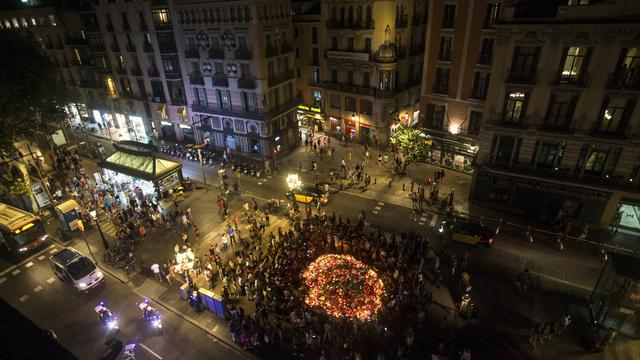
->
xmin=130 ymin=287 xmax=254 ymax=359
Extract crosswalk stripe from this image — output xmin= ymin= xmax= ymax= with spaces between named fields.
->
xmin=0 ymin=277 xmax=6 ymax=284
xmin=49 ymin=248 xmax=57 ymax=254
xmin=33 ymin=285 xmax=43 ymax=293
xmin=12 ymin=269 xmax=20 ymax=276
xmin=19 ymin=295 xmax=29 ymax=302
xmin=419 ymin=222 xmax=425 ymax=226
xmin=257 ymin=182 xmax=263 ymax=186
xmin=420 ymin=216 xmax=427 ymax=222
xmin=374 ymin=206 xmax=382 ymax=211
xmin=46 ymin=277 xmax=56 ymax=284
xmin=25 ymin=262 xmax=34 ymax=268
xmin=37 ymin=255 xmax=46 ymax=261
xmin=372 ymin=211 xmax=379 ymax=215
xmin=378 ymin=202 xmax=384 ymax=206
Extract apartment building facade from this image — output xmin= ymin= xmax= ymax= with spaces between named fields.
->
xmin=318 ymin=0 xmax=426 ymax=145
xmin=420 ymin=0 xmax=500 ymax=174
xmin=177 ymin=0 xmax=300 ymax=159
xmin=292 ymin=0 xmax=322 ymax=138
xmin=471 ymin=0 xmax=640 ymax=229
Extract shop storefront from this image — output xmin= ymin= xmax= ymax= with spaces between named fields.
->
xmin=616 ymin=199 xmax=640 ymax=231
xmin=424 ymin=134 xmax=478 ymax=174
xmin=472 ymin=168 xmax=612 ymax=223
xmin=591 ymin=253 xmax=640 ymax=338
xmin=97 ymin=141 xmax=183 ymax=200
xmin=329 ymin=116 xmax=342 ymax=135
xmin=344 ymin=118 xmax=357 ymax=141
xmin=297 ymin=105 xmax=324 ymax=133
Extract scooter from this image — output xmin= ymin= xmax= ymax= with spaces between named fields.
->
xmin=139 ymin=300 xmax=163 ymax=329
xmin=95 ymin=302 xmax=119 ymax=330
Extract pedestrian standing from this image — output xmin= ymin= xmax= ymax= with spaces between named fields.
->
xmin=162 ymin=263 xmax=172 ymax=285
xmin=151 ymin=263 xmax=161 ymax=282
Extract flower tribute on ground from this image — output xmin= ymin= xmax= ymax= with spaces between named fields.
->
xmin=302 ymin=254 xmax=385 ymax=321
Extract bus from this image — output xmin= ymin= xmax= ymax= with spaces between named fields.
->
xmin=0 ymin=203 xmax=49 ymax=256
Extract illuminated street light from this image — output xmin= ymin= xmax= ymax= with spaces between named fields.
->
xmin=287 ymin=173 xmax=302 ymax=190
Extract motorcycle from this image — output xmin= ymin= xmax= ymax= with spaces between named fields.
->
xmin=139 ymin=300 xmax=163 ymax=329
xmin=123 ymin=343 xmax=137 ymax=360
xmin=95 ymin=302 xmax=119 ymax=330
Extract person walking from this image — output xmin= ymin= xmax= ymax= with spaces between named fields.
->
xmin=151 ymin=263 xmax=161 ymax=282
xmin=162 ymin=263 xmax=172 ymax=285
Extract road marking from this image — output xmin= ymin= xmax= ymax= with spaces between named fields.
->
xmin=257 ymin=182 xmax=263 ymax=186
xmin=33 ymin=285 xmax=43 ymax=293
xmin=372 ymin=211 xmax=379 ymax=215
xmin=268 ymin=176 xmax=272 ymax=179
xmin=430 ymin=214 xmax=439 ymax=227
xmin=0 ymin=245 xmax=56 ymax=278
xmin=364 ymin=222 xmax=370 ymax=227
xmin=25 ymin=262 xmax=34 ymax=268
xmin=419 ymin=222 xmax=425 ymax=226
xmin=12 ymin=269 xmax=20 ymax=276
xmin=374 ymin=206 xmax=382 ymax=211
xmin=378 ymin=202 xmax=384 ymax=206
xmin=49 ymin=248 xmax=58 ymax=254
xmin=140 ymin=343 xmax=163 ymax=359
xmin=0 ymin=277 xmax=6 ymax=284
xmin=46 ymin=277 xmax=56 ymax=284
xmin=420 ymin=216 xmax=427 ymax=222
xmin=19 ymin=295 xmax=29 ymax=302
xmin=212 ymin=325 xmax=219 ymax=332
xmin=38 ymin=255 xmax=46 ymax=261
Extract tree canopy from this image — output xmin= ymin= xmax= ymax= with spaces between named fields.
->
xmin=0 ymin=31 xmax=70 ymax=158
xmin=390 ymin=127 xmax=431 ymax=164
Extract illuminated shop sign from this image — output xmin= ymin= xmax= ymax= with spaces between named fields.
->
xmin=298 ymin=105 xmax=321 ymax=113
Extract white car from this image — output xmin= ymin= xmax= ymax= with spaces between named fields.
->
xmin=49 ymin=247 xmax=104 ymax=292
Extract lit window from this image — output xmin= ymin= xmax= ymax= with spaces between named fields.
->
xmin=48 ymin=14 xmax=56 ymax=26
xmin=105 ymin=77 xmax=118 ymax=98
xmin=152 ymin=9 xmax=171 ymax=27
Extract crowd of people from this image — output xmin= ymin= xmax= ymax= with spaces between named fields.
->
xmin=174 ymin=195 xmax=474 ymax=359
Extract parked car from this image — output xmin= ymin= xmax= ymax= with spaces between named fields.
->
xmin=286 ymin=187 xmax=329 ymax=205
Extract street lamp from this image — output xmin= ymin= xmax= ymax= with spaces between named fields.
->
xmin=89 ymin=210 xmax=109 ymax=251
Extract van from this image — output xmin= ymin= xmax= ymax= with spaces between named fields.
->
xmin=49 ymin=248 xmax=104 ymax=292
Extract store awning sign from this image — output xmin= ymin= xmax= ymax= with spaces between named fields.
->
xmin=298 ymin=105 xmax=321 ymax=113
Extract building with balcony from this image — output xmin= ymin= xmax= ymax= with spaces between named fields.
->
xmin=177 ymin=0 xmax=300 ymax=160
xmin=292 ymin=1 xmax=322 ymax=137
xmin=470 ymin=0 xmax=640 ymax=229
xmin=420 ymin=0 xmax=500 ymax=174
xmin=318 ymin=0 xmax=426 ymax=145
xmin=0 ymin=0 xmax=189 ymax=145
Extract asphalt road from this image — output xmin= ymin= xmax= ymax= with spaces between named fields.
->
xmin=0 ymin=243 xmax=247 ymax=360
xmin=178 ymin=157 xmax=603 ymax=294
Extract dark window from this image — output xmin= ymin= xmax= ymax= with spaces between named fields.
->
xmin=484 ymin=2 xmax=499 ymax=28
xmin=478 ymin=38 xmax=494 ymax=65
xmin=312 ymin=48 xmax=319 ymax=65
xmin=363 ymin=72 xmax=370 ymax=87
xmin=545 ymin=93 xmax=577 ymax=129
xmin=426 ymin=103 xmax=445 ymax=129
xmin=347 ymin=37 xmax=354 ymax=51
xmin=345 ymin=96 xmax=356 ymax=111
xmin=194 ymin=87 xmax=207 ymax=107
xmin=471 ymin=72 xmax=490 ymax=100
xmin=492 ymin=135 xmax=522 ymax=165
xmin=156 ymin=32 xmax=177 ymax=52
xmin=217 ymin=89 xmax=232 ymax=109
xmin=510 ymin=46 xmax=540 ymax=81
xmin=533 ymin=141 xmax=565 ymax=168
xmin=330 ymin=93 xmax=341 ymax=108
xmin=312 ymin=68 xmax=320 ymax=84
xmin=296 ymin=47 xmax=299 ymax=58
xmin=442 ymin=4 xmax=455 ymax=28
xmin=312 ymin=27 xmax=318 ymax=44
xmin=468 ymin=110 xmax=482 ymax=135
xmin=346 ymin=71 xmax=354 ymax=85
xmin=361 ymin=99 xmax=372 ymax=115
xmin=296 ymin=68 xmax=300 ymax=78
xmin=364 ymin=38 xmax=371 ymax=52
xmin=438 ymin=36 xmax=452 ymax=61
xmin=151 ymin=80 xmax=164 ymax=99
xmin=331 ymin=69 xmax=338 ymax=82
xmin=331 ymin=36 xmax=338 ymax=50
xmin=434 ymin=67 xmax=450 ymax=94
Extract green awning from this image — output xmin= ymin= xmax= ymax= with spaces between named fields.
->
xmin=97 ymin=142 xmax=182 ymax=182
